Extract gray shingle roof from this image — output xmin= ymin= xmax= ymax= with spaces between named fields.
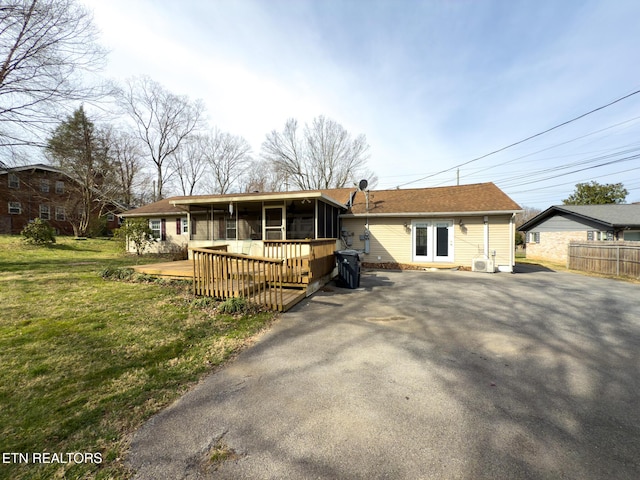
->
xmin=519 ymin=204 xmax=640 ymax=231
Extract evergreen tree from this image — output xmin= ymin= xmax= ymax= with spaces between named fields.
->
xmin=47 ymin=106 xmax=115 ymax=236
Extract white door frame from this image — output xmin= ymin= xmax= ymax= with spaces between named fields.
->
xmin=263 ymin=204 xmax=286 ymax=240
xmin=411 ymin=219 xmax=454 ymax=262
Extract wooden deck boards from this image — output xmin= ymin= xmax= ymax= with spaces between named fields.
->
xmin=129 ymin=260 xmax=307 ymax=312
xmin=131 ymin=260 xmax=193 ymax=278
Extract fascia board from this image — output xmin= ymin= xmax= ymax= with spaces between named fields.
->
xmin=119 ymin=211 xmax=183 ymax=217
xmin=171 ymin=192 xmax=347 ymax=209
xmin=341 ymin=210 xmax=522 ymax=218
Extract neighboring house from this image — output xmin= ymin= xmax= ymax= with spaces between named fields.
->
xmin=0 ymin=163 xmax=122 ymax=235
xmin=117 ymin=196 xmax=194 ymax=255
xmin=120 ymin=182 xmax=522 ymax=273
xmin=518 ymin=204 xmax=640 ymax=263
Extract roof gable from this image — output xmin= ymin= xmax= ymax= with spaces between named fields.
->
xmin=519 ymin=204 xmax=640 ymax=231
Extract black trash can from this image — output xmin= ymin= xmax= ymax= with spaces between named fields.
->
xmin=335 ymin=250 xmax=361 ymax=289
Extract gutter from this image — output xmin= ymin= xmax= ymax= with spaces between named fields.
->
xmin=119 ymin=211 xmax=182 ymax=218
xmin=340 ymin=210 xmax=523 ymax=218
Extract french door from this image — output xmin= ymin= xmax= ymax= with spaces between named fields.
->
xmin=412 ymin=220 xmax=453 ymax=262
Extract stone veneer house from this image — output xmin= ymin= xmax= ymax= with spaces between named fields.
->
xmin=518 ymin=204 xmax=640 ymax=263
xmin=120 ymin=182 xmax=522 ymax=273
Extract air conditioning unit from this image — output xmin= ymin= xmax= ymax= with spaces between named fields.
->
xmin=472 ymin=257 xmax=495 ymax=273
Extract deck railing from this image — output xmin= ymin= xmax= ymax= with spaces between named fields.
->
xmin=191 ymin=248 xmax=284 ymax=310
xmin=263 ymin=239 xmax=337 ymax=283
xmin=191 ymin=239 xmax=338 ymax=311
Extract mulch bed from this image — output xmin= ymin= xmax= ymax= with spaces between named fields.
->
xmin=362 ymin=262 xmax=470 ymax=271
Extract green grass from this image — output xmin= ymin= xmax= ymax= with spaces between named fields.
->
xmin=0 ymin=236 xmax=276 ymax=479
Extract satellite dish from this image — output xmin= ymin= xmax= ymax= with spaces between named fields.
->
xmin=358 ymin=179 xmax=368 ymax=191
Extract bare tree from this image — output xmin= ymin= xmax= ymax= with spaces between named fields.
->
xmin=109 ymin=129 xmax=145 ymax=206
xmin=0 ymin=0 xmax=106 ymax=151
xmin=261 ymin=115 xmax=371 ymax=190
xmin=240 ymin=159 xmax=285 ymax=193
xmin=170 ymin=134 xmax=208 ymax=196
xmin=515 ymin=206 xmax=542 ymax=228
xmin=118 ymin=76 xmax=204 ymax=200
xmin=202 ymin=129 xmax=252 ymax=194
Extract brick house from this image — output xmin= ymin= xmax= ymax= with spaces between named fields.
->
xmin=0 ymin=163 xmax=122 ymax=236
xmin=518 ymin=204 xmax=640 ymax=263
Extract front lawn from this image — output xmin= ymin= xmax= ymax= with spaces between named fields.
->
xmin=0 ymin=236 xmax=275 ymax=479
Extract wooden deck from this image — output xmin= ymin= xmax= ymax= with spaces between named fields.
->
xmin=132 ymin=260 xmax=193 ymax=278
xmin=130 ymin=240 xmax=336 ymax=312
xmin=131 ymin=259 xmax=308 ymax=312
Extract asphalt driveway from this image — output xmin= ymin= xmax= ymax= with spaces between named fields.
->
xmin=129 ymin=266 xmax=640 ymax=479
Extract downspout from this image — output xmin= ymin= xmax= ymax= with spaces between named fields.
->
xmin=510 ymin=213 xmax=516 ymax=271
xmin=483 ymin=215 xmax=489 ymax=258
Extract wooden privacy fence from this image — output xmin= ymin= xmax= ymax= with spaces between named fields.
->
xmin=191 ymin=247 xmax=285 ymax=311
xmin=568 ymin=242 xmax=640 ymax=278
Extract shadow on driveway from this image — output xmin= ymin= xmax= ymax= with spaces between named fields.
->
xmin=129 ymin=268 xmax=640 ymax=479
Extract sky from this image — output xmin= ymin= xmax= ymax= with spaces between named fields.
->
xmin=81 ymin=0 xmax=640 ymax=208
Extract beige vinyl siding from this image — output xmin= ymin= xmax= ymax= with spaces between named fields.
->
xmin=455 ymin=216 xmax=486 ymax=265
xmin=488 ymin=215 xmax=514 ymax=268
xmin=371 ymin=217 xmax=411 ymax=263
xmin=127 ymin=215 xmax=189 ymax=254
xmin=341 ymin=217 xmax=409 ymax=263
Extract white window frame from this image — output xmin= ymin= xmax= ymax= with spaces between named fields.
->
xmin=8 ymin=173 xmax=19 ymax=189
xmin=528 ymin=232 xmax=540 ymax=244
xmin=8 ymin=202 xmax=21 ymax=214
xmin=55 ymin=206 xmax=65 ymax=221
xmin=40 ymin=179 xmax=50 ymax=193
xmin=149 ymin=219 xmax=161 ymax=239
xmin=55 ymin=181 xmax=64 ymax=194
xmin=39 ymin=204 xmax=50 ymax=220
xmin=182 ymin=217 xmax=189 ymax=234
xmin=226 ymin=215 xmax=237 ymax=240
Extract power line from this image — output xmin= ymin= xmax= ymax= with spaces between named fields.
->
xmin=507 ymin=166 xmax=640 ymax=195
xmin=396 ymin=87 xmax=640 ymax=188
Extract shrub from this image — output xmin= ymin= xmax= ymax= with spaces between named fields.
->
xmin=218 ymin=297 xmax=249 ymax=314
xmin=21 ymin=218 xmax=56 ymax=246
xmin=100 ymin=267 xmax=135 ymax=281
xmin=114 ymin=218 xmax=153 ymax=255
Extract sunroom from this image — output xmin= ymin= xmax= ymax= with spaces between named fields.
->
xmin=169 ymin=190 xmax=348 ymax=256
